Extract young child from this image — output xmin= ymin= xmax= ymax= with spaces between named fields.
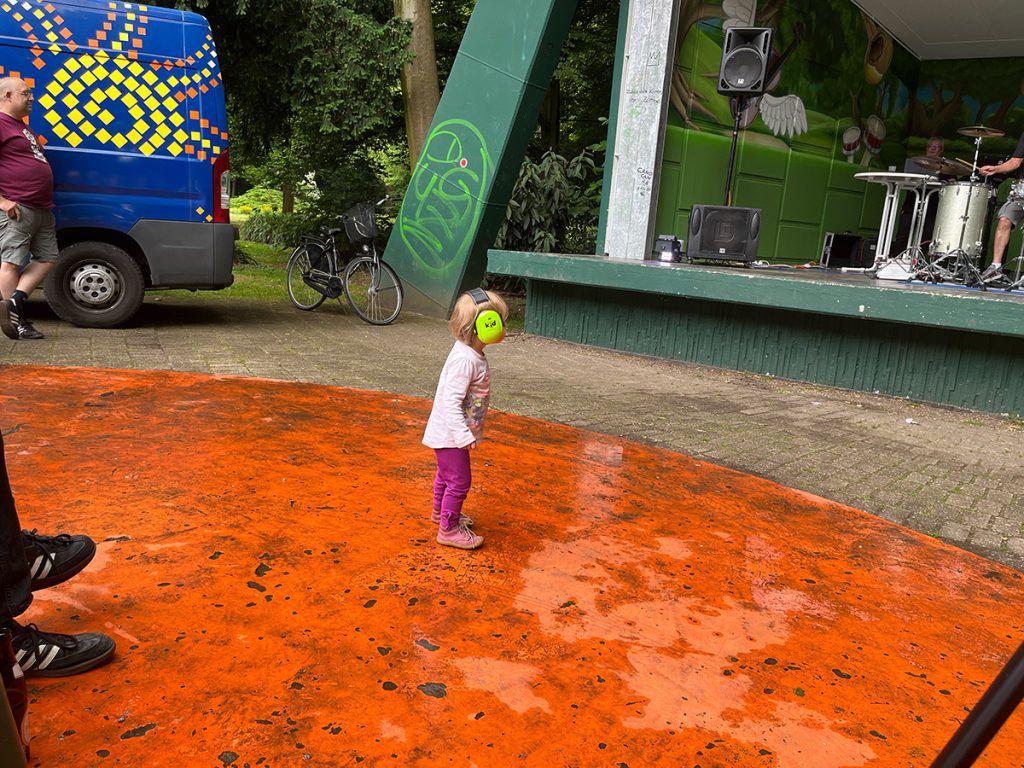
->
xmin=422 ymin=288 xmax=508 ymax=549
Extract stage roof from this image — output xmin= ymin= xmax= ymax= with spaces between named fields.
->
xmin=854 ymin=0 xmax=1024 ymax=60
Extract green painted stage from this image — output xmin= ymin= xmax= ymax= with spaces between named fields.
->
xmin=488 ymin=250 xmax=1024 ymax=418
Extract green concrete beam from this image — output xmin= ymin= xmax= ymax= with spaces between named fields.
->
xmin=384 ymin=0 xmax=579 ymax=317
xmin=488 ymin=249 xmax=1024 ymax=338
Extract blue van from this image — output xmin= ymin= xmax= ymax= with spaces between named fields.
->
xmin=0 ymin=0 xmax=232 ymax=327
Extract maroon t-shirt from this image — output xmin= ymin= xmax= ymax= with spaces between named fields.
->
xmin=0 ymin=112 xmax=54 ymax=209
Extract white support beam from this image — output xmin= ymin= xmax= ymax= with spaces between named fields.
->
xmin=602 ymin=0 xmax=681 ymax=260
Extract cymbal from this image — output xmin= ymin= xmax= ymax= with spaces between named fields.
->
xmin=910 ymin=155 xmax=973 ymax=176
xmin=957 ymin=125 xmax=1005 ymax=138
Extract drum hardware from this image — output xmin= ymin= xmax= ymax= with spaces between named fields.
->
xmin=918 ymin=180 xmax=992 ymax=289
xmin=1000 ymin=234 xmax=1024 ymax=292
xmin=917 ymin=126 xmax=1005 ymax=289
xmin=910 ymin=155 xmax=972 ymax=177
xmin=956 ymin=125 xmax=1006 ymax=139
xmin=927 ymin=181 xmax=994 ymax=259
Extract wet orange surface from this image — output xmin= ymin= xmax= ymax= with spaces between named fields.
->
xmin=0 ymin=364 xmax=1022 ymax=767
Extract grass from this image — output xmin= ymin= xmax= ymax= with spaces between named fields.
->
xmin=151 ymin=239 xmax=529 ymax=332
xmin=151 ymin=240 xmax=293 ymax=303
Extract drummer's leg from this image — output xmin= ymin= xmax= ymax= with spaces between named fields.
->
xmin=987 ymin=199 xmax=1024 ymax=272
xmin=991 ymin=217 xmax=1012 ymax=267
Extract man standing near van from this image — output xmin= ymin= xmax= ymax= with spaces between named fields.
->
xmin=0 ymin=76 xmax=57 ymax=340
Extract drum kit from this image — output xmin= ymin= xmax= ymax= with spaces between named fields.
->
xmin=909 ymin=124 xmax=1022 ymax=291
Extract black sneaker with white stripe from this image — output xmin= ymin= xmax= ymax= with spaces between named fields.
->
xmin=23 ymin=529 xmax=97 ymax=591
xmin=0 ymin=298 xmax=17 ymax=340
xmin=10 ymin=623 xmax=115 ymax=677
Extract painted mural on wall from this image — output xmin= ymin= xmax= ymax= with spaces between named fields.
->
xmin=672 ymin=0 xmax=918 ymax=168
xmin=670 ymin=0 xmax=1024 ymax=168
xmin=913 ymin=57 xmax=1024 ymax=163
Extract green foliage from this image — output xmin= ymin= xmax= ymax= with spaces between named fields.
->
xmin=239 ymin=211 xmax=326 ymax=247
xmin=232 ymin=186 xmax=287 ymax=214
xmin=429 ymin=0 xmax=476 ymax=92
xmin=495 ymin=147 xmax=599 ymax=254
xmin=549 ymin=0 xmax=620 ymax=157
xmin=158 ymin=0 xmax=411 ymax=215
xmin=309 ymin=157 xmax=387 ymax=220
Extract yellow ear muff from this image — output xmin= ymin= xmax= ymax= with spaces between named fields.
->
xmin=465 ymin=288 xmax=504 ymax=344
xmin=475 ymin=308 xmax=504 ymax=344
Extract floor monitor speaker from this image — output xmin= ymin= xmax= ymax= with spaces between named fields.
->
xmin=687 ymin=205 xmax=761 ymax=263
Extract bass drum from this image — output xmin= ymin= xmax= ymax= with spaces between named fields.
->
xmin=929 ymin=181 xmax=994 ymax=258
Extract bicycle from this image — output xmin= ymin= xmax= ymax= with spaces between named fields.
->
xmin=286 ymin=196 xmax=404 ymax=325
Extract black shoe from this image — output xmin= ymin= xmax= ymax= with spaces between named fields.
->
xmin=0 ymin=299 xmax=17 ymax=340
xmin=23 ymin=529 xmax=97 ymax=590
xmin=10 ymin=622 xmax=115 ymax=677
xmin=15 ymin=319 xmax=44 ymax=339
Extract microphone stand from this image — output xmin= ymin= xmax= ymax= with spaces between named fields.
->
xmin=723 ymin=96 xmax=747 ymax=206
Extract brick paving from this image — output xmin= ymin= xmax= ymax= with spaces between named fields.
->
xmin=3 ymin=294 xmax=1022 ymax=570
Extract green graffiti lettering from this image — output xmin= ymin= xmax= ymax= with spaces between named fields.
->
xmin=397 ymin=119 xmax=492 ymax=277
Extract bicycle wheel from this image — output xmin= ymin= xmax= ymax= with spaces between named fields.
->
xmin=286 ymin=245 xmax=328 ymax=310
xmin=343 ymin=256 xmax=403 ymax=325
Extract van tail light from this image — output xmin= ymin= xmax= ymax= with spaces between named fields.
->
xmin=213 ymin=149 xmax=230 ymax=223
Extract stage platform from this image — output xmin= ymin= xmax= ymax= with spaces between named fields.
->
xmin=488 ymin=250 xmax=1024 ymax=417
xmin=3 ymin=365 xmax=1023 ymax=766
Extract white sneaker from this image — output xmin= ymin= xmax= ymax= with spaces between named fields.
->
xmin=436 ymin=522 xmax=483 ymax=550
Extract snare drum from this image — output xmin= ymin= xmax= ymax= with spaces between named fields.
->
xmin=929 ymin=180 xmax=994 ymax=258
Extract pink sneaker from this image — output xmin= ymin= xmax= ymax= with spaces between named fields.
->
xmin=430 ymin=509 xmax=473 ymax=526
xmin=436 ymin=523 xmax=483 ymax=550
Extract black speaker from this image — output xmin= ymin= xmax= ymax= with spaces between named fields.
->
xmin=687 ymin=205 xmax=761 ymax=263
xmin=717 ymin=27 xmax=772 ymax=95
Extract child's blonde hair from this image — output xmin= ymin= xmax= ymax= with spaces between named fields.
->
xmin=449 ymin=289 xmax=508 ymax=344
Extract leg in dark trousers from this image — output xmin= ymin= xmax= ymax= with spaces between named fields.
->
xmin=0 ymin=431 xmax=32 ymax=628
xmin=0 ymin=429 xmax=116 ymax=676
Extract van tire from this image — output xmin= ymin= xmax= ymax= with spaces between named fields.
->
xmin=44 ymin=242 xmax=145 ymax=328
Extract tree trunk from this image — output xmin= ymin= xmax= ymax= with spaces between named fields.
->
xmin=394 ymin=0 xmax=441 ymax=171
xmin=282 ymin=183 xmax=294 ymax=215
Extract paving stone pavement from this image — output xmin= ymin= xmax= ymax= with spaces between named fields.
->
xmin=3 ymin=295 xmax=1022 ymax=571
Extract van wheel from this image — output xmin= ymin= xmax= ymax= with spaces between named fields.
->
xmin=44 ymin=242 xmax=145 ymax=328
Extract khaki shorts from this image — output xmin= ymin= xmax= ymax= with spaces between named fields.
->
xmin=0 ymin=206 xmax=59 ymax=268
xmin=997 ymin=198 xmax=1024 ymax=228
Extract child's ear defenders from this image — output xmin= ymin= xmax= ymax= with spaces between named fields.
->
xmin=467 ymin=288 xmax=504 ymax=344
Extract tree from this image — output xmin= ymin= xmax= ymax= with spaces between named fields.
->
xmin=547 ymin=0 xmax=620 ymax=156
xmin=157 ymin=0 xmax=412 ymax=213
xmin=394 ymin=0 xmax=441 ymax=171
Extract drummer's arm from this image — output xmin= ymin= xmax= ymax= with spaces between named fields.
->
xmin=980 ymin=157 xmax=1023 ymax=176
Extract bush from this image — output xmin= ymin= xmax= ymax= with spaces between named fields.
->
xmin=494 ymin=147 xmax=599 ymax=254
xmin=238 ymin=211 xmax=326 ymax=247
xmin=232 ymin=186 xmax=285 ymax=212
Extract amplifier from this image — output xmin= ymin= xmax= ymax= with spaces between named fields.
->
xmin=821 ymin=232 xmax=876 ymax=268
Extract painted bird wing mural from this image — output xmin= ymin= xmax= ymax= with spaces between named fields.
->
xmin=759 ymin=93 xmax=808 ymax=138
xmin=722 ymin=0 xmax=757 ymax=29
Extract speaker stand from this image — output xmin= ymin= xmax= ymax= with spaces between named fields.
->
xmin=724 ymin=96 xmax=748 ymax=206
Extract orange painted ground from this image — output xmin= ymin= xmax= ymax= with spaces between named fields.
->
xmin=0 ymin=364 xmax=1022 ymax=768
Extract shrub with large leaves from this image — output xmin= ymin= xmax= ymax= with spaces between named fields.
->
xmin=495 ymin=148 xmax=598 ymax=254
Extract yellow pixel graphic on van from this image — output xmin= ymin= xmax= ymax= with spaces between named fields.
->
xmin=1 ymin=1 xmax=226 ymax=174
